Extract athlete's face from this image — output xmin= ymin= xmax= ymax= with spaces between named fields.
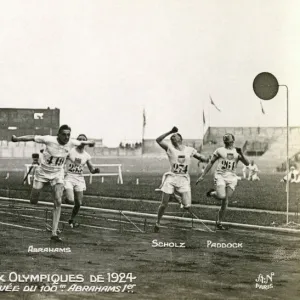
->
xmin=57 ymin=130 xmax=71 ymax=145
xmin=224 ymin=136 xmax=234 ymax=148
xmin=171 ymin=133 xmax=183 ymax=147
xmin=251 ymin=160 xmax=254 ymax=165
xmin=77 ymin=135 xmax=87 ymax=149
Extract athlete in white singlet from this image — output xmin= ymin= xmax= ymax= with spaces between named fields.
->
xmin=64 ymin=134 xmax=100 ymax=228
xmin=247 ymin=160 xmax=260 ymax=181
xmin=196 ymin=133 xmax=249 ymax=230
xmin=11 ymin=125 xmax=95 ymax=242
xmin=154 ymin=126 xmax=208 ymax=232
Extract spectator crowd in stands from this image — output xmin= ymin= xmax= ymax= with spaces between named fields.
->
xmin=119 ymin=142 xmax=142 ymax=150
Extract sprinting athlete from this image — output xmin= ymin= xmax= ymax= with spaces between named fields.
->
xmin=154 ymin=126 xmax=208 ymax=232
xmin=196 ymin=133 xmax=249 ymax=230
xmin=11 ymin=125 xmax=95 ymax=242
xmin=64 ymin=134 xmax=100 ymax=228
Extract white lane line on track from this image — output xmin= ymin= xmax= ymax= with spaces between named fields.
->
xmin=0 ymin=221 xmax=43 ymax=231
xmin=0 ymin=210 xmax=207 ymax=233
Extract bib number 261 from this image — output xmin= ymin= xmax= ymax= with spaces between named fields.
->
xmin=221 ymin=160 xmax=235 ymax=171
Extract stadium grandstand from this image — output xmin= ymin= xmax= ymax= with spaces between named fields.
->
xmin=1 ymin=108 xmax=300 ymax=174
xmin=0 ymin=107 xmax=60 ymax=139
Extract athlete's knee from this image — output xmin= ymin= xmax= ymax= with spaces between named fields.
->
xmin=54 ymin=193 xmax=62 ymax=206
xmin=54 ymin=184 xmax=64 ymax=198
xmin=65 ymin=197 xmax=74 ymax=205
xmin=220 ymin=199 xmax=229 ymax=210
xmin=216 ymin=192 xmax=226 ymax=200
xmin=159 ymin=202 xmax=168 ymax=209
xmin=53 ymin=198 xmax=62 ymax=208
xmin=160 ymin=192 xmax=171 ymax=207
xmin=65 ymin=192 xmax=74 ymax=204
xmin=74 ymin=201 xmax=81 ymax=209
xmin=54 ymin=191 xmax=63 ymax=202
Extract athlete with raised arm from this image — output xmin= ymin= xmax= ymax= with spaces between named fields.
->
xmin=196 ymin=133 xmax=249 ymax=230
xmin=11 ymin=125 xmax=95 ymax=242
xmin=154 ymin=126 xmax=208 ymax=232
xmin=64 ymin=134 xmax=100 ymax=228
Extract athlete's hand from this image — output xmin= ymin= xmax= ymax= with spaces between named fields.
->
xmin=11 ymin=135 xmax=18 ymax=142
xmin=196 ymin=176 xmax=204 ymax=185
xmin=236 ymin=147 xmax=243 ymax=155
xmin=171 ymin=126 xmax=178 ymax=133
xmin=94 ymin=168 xmax=100 ymax=174
xmin=88 ymin=141 xmax=95 ymax=147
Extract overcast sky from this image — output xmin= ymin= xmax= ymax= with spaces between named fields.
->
xmin=0 ymin=0 xmax=299 ymax=146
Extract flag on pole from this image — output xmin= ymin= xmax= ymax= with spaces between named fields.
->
xmin=203 ymin=110 xmax=206 ymax=125
xmin=142 ymin=108 xmax=146 ymax=140
xmin=209 ymin=95 xmax=221 ymax=112
xmin=260 ymin=100 xmax=265 ymax=114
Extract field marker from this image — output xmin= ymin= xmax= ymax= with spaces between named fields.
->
xmin=119 ymin=211 xmax=144 ymax=233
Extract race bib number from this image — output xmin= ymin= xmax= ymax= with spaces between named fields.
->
xmin=220 ymin=160 xmax=236 ymax=171
xmin=46 ymin=156 xmax=65 ymax=166
xmin=173 ymin=163 xmax=188 ymax=174
xmin=68 ymin=163 xmax=83 ymax=174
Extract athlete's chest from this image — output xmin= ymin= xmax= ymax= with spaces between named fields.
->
xmin=219 ymin=150 xmax=238 ymax=161
xmin=68 ymin=152 xmax=87 ymax=165
xmin=46 ymin=142 xmax=72 ymax=156
xmin=169 ymin=148 xmax=191 ymax=163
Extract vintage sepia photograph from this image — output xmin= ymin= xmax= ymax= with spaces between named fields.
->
xmin=0 ymin=1 xmax=300 ymax=299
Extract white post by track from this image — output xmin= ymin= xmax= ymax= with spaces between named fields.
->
xmin=85 ymin=164 xmax=123 ymax=185
xmin=279 ymin=85 xmax=289 ymax=224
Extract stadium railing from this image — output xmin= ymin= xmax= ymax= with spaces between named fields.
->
xmin=83 ymin=164 xmax=123 ymax=184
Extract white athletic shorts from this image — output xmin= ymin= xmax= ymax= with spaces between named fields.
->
xmin=214 ymin=173 xmax=238 ymax=191
xmin=159 ymin=172 xmax=191 ymax=194
xmin=64 ymin=174 xmax=86 ymax=192
xmin=33 ymin=167 xmax=64 ymax=187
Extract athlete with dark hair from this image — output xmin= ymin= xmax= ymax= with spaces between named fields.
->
xmin=64 ymin=134 xmax=100 ymax=228
xmin=11 ymin=125 xmax=95 ymax=241
xmin=154 ymin=126 xmax=208 ymax=232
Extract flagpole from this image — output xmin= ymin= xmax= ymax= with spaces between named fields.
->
xmin=141 ymin=108 xmax=146 ymax=174
xmin=279 ymin=85 xmax=289 ymax=224
xmin=208 ymin=95 xmax=221 ymax=144
xmin=202 ymin=100 xmax=204 ymax=149
xmin=142 ymin=108 xmax=146 ymax=155
xmin=208 ymin=95 xmax=211 ymax=129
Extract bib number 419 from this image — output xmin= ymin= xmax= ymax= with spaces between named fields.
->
xmin=47 ymin=156 xmax=65 ymax=166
